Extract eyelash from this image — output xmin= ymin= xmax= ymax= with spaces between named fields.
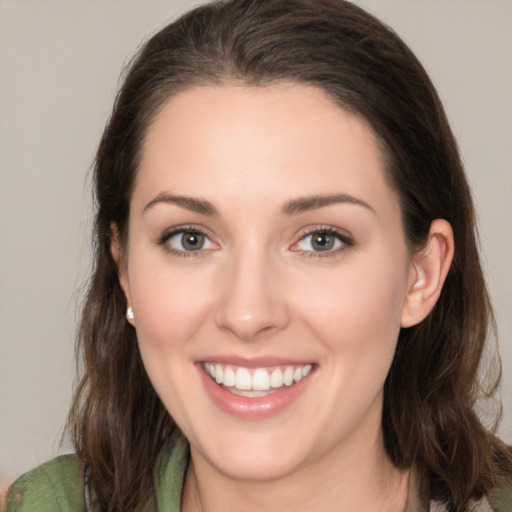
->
xmin=292 ymin=226 xmax=354 ymax=259
xmin=156 ymin=225 xmax=354 ymax=259
xmin=157 ymin=225 xmax=214 ymax=258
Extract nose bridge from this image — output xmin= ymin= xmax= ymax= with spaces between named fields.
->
xmin=215 ymin=237 xmax=288 ymax=341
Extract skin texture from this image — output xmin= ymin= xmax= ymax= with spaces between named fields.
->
xmin=112 ymin=83 xmax=454 ymax=512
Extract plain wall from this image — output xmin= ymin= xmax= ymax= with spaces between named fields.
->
xmin=1 ymin=0 xmax=511 ymax=481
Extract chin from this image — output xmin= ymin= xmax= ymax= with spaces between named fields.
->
xmin=191 ymin=427 xmax=312 ymax=482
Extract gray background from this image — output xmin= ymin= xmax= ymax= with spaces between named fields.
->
xmin=1 ymin=0 xmax=511 ymax=481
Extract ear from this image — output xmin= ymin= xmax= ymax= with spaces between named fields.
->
xmin=401 ymin=219 xmax=455 ymax=328
xmin=110 ymin=223 xmax=132 ymax=319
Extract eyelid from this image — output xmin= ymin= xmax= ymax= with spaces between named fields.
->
xmin=155 ymin=223 xmax=353 ymax=258
xmin=157 ymin=224 xmax=219 ymax=256
xmin=290 ymin=225 xmax=354 ymax=256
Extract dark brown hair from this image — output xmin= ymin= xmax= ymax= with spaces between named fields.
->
xmin=68 ymin=0 xmax=512 ymax=510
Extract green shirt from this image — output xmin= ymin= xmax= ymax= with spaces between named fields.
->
xmin=5 ymin=436 xmax=512 ymax=511
xmin=6 ymin=435 xmax=188 ymax=512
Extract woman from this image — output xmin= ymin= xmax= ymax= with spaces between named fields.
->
xmin=6 ymin=0 xmax=512 ymax=510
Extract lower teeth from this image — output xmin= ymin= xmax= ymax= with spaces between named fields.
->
xmin=221 ymin=385 xmax=280 ymax=397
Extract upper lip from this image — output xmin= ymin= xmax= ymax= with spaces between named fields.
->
xmin=197 ymin=355 xmax=315 ymax=368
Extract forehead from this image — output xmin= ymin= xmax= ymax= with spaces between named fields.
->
xmin=135 ymin=83 xmax=398 ymax=219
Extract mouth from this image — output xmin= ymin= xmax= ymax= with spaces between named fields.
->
xmin=202 ymin=361 xmax=314 ymax=397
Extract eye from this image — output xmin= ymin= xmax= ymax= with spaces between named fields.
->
xmin=298 ymin=231 xmax=340 ymax=252
xmin=292 ymin=227 xmax=353 ymax=256
xmin=159 ymin=227 xmax=217 ymax=254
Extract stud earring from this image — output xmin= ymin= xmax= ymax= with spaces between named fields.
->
xmin=412 ymin=279 xmax=424 ymax=290
xmin=126 ymin=306 xmax=135 ymax=322
xmin=412 ymin=265 xmax=425 ymax=290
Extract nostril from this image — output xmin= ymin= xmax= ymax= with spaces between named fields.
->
xmin=214 ymin=264 xmax=290 ymax=340
xmin=217 ymin=319 xmax=279 ymax=342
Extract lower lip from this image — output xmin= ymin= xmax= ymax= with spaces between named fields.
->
xmin=198 ymin=364 xmax=314 ymax=420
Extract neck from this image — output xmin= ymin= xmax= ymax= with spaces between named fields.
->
xmin=181 ymin=428 xmax=410 ymax=512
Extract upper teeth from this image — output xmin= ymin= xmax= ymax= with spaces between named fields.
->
xmin=203 ymin=362 xmax=312 ymax=391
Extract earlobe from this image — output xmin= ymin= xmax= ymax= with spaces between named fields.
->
xmin=401 ymin=219 xmax=455 ymax=328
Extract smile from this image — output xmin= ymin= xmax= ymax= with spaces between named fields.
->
xmin=203 ymin=362 xmax=313 ymax=396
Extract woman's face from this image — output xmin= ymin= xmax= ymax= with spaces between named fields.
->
xmin=119 ymin=83 xmax=417 ymax=481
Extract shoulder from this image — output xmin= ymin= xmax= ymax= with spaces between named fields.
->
xmin=6 ymin=454 xmax=85 ymax=512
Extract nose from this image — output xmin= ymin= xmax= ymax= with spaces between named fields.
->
xmin=214 ymin=247 xmax=290 ymax=342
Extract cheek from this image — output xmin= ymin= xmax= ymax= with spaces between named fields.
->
xmin=127 ymin=258 xmax=216 ymax=420
xmin=128 ymin=257 xmax=215 ymax=348
xmin=298 ymin=254 xmax=408 ymax=367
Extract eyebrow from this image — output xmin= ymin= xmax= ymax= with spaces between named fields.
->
xmin=143 ymin=192 xmax=375 ymax=217
xmin=281 ymin=194 xmax=376 ymax=215
xmin=143 ymin=193 xmax=218 ymax=215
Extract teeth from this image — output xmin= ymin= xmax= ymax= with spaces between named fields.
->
xmin=223 ymin=367 xmax=235 ymax=387
xmin=203 ymin=362 xmax=313 ymax=392
xmin=302 ymin=364 xmax=312 ymax=377
xmin=252 ymin=369 xmax=270 ymax=391
xmin=235 ymin=368 xmax=252 ymax=390
xmin=204 ymin=362 xmax=215 ymax=378
xmin=270 ymin=368 xmax=283 ymax=388
xmin=283 ymin=367 xmax=294 ymax=386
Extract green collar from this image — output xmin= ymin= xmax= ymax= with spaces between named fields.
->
xmin=154 ymin=432 xmax=189 ymax=512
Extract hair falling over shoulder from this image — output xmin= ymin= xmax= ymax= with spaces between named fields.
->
xmin=67 ymin=1 xmax=512 ymax=510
